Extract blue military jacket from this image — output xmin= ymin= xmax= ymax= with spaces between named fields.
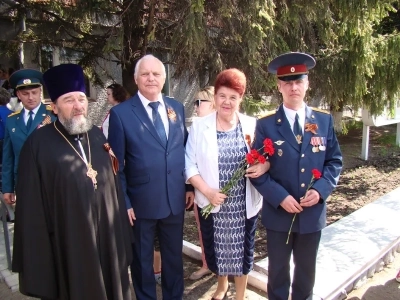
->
xmin=2 ymin=103 xmax=56 ymax=193
xmin=251 ymin=104 xmax=343 ymax=234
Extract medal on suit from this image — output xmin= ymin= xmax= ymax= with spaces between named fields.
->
xmin=311 ymin=137 xmax=319 ymax=153
xmin=319 ymin=137 xmax=326 ymax=151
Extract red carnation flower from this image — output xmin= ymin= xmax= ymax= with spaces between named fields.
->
xmin=246 ymin=153 xmax=256 ymax=164
xmin=258 ymin=155 xmax=267 ymax=164
xmin=312 ymin=169 xmax=322 ymax=179
xmin=263 ymin=138 xmax=275 ymax=156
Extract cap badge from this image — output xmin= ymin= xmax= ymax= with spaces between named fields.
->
xmin=290 ymin=67 xmax=295 ymax=73
xmin=23 ymin=79 xmax=31 ymax=84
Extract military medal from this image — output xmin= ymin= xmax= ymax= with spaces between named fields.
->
xmin=278 ymin=149 xmax=283 ymax=156
xmin=311 ymin=137 xmax=318 ymax=152
xmin=54 ymin=122 xmax=98 ymax=190
xmin=319 ymin=137 xmax=326 ymax=151
xmin=312 ymin=146 xmax=318 ymax=153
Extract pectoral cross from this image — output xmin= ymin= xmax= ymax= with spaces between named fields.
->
xmin=87 ymin=164 xmax=98 ymax=190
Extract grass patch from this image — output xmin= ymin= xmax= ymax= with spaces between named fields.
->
xmin=375 ymin=133 xmax=396 ymax=146
xmin=341 ymin=119 xmax=363 ymax=135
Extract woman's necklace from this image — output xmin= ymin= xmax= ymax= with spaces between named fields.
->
xmin=217 ymin=115 xmax=236 ymax=132
xmin=54 ymin=122 xmax=98 ymax=190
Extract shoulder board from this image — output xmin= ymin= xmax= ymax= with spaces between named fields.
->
xmin=46 ymin=105 xmax=53 ymax=111
xmin=8 ymin=110 xmax=21 ymax=117
xmin=260 ymin=111 xmax=276 ymax=118
xmin=311 ymin=107 xmax=330 ymax=114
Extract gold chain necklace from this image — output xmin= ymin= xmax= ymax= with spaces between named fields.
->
xmin=54 ymin=122 xmax=98 ymax=190
xmin=217 ymin=115 xmax=236 ymax=132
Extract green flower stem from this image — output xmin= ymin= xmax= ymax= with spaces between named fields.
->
xmin=201 ymin=143 xmax=271 ymax=219
xmin=286 ymin=213 xmax=297 ymax=244
xmin=285 ymin=175 xmax=317 ymax=244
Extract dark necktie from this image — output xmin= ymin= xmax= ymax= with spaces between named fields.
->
xmin=26 ymin=110 xmax=33 ymax=131
xmin=148 ymin=101 xmax=167 ymax=146
xmin=293 ymin=113 xmax=302 ymax=145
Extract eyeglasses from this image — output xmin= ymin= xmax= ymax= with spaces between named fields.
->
xmin=194 ymin=99 xmax=211 ymax=107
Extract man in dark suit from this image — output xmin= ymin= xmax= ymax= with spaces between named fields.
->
xmin=251 ymin=52 xmax=343 ymax=300
xmin=108 ymin=54 xmax=194 ymax=300
xmin=2 ymin=69 xmax=56 ymax=205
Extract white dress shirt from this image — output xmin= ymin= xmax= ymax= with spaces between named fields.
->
xmin=102 ymin=113 xmax=110 ymax=139
xmin=23 ymin=104 xmax=42 ymax=125
xmin=283 ymin=104 xmax=305 ymax=134
xmin=138 ymin=91 xmax=169 ymax=138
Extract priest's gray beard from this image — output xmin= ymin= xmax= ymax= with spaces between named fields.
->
xmin=60 ymin=114 xmax=93 ymax=135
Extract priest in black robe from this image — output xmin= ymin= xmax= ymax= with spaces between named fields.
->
xmin=11 ymin=64 xmax=133 ymax=300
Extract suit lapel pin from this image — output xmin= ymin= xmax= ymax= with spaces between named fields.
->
xmin=278 ymin=149 xmax=283 ymax=156
xmin=274 ymin=140 xmax=285 ymax=146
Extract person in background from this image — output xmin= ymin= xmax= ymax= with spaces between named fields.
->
xmin=108 ymin=54 xmax=194 ymax=300
xmin=194 ymin=86 xmax=215 ymax=118
xmin=1 ymin=68 xmax=15 ymax=94
xmin=0 ymin=88 xmax=13 ymax=159
xmin=2 ymin=69 xmax=56 ymax=205
xmin=185 ymin=69 xmax=269 ymax=300
xmin=188 ymin=86 xmax=215 ymax=281
xmin=250 ymin=52 xmax=342 ymax=300
xmin=101 ymin=83 xmax=129 ymax=139
xmin=396 ymin=269 xmax=400 ymax=283
xmin=0 ymin=68 xmax=6 ymax=87
xmin=12 ymin=64 xmax=132 ymax=300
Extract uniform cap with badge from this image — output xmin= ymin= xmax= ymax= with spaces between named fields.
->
xmin=267 ymin=52 xmax=316 ymax=81
xmin=9 ymin=69 xmax=43 ymax=90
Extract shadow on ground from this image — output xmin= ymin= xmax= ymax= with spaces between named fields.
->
xmin=347 ymin=279 xmax=400 ymax=300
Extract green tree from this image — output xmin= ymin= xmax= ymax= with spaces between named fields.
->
xmin=1 ymin=0 xmax=400 ymax=119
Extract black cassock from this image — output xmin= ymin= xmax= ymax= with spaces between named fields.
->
xmin=12 ymin=120 xmax=133 ymax=300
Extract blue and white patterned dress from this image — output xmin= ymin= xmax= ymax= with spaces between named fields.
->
xmin=198 ymin=122 xmax=258 ymax=276
xmin=214 ymin=123 xmax=247 ymax=275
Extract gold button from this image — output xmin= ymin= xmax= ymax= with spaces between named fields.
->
xmin=301 ymin=154 xmax=305 ymax=158
xmin=301 ymin=168 xmax=305 ymax=172
xmin=301 ymin=183 xmax=305 ymax=187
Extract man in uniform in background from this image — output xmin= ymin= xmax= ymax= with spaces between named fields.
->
xmin=2 ymin=69 xmax=56 ymax=205
xmin=12 ymin=64 xmax=132 ymax=300
xmin=251 ymin=52 xmax=343 ymax=300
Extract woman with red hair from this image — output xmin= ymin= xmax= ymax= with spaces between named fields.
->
xmin=185 ymin=68 xmax=269 ymax=300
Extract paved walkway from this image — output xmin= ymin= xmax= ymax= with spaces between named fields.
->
xmin=1 ymin=211 xmax=399 ymax=299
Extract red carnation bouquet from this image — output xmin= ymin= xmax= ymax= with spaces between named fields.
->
xmin=286 ymin=168 xmax=322 ymax=244
xmin=201 ymin=138 xmax=275 ymax=218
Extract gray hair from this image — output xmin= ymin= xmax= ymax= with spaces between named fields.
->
xmin=0 ymin=87 xmax=11 ymax=105
xmin=134 ymin=54 xmax=166 ymax=79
